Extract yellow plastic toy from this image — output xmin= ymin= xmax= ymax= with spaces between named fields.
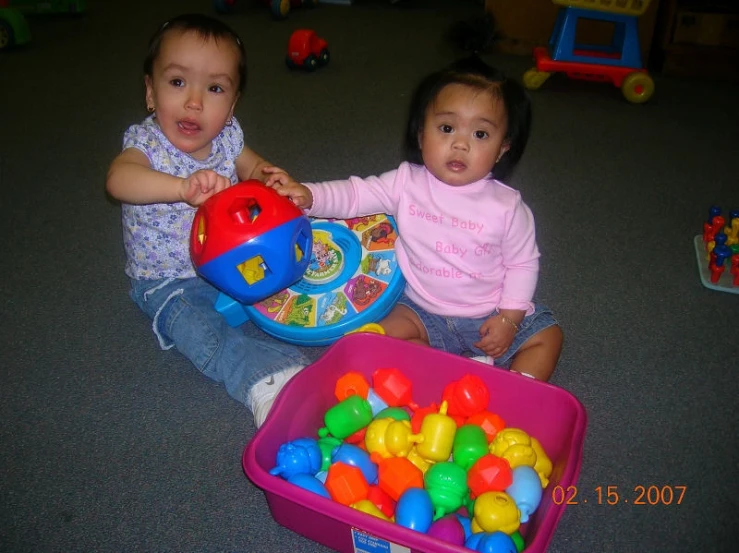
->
xmin=405 ymin=448 xmax=433 ymax=474
xmin=365 ymin=418 xmax=423 ymax=458
xmin=471 ymin=490 xmax=521 ymax=535
xmin=415 ymin=400 xmax=457 ymax=463
xmin=490 ymin=428 xmax=553 ymax=488
xmin=350 ymin=499 xmax=393 ymax=522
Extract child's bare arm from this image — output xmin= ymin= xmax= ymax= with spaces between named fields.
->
xmin=474 ymin=309 xmax=525 ymax=358
xmin=235 ymin=146 xmax=274 ymax=183
xmin=106 ymin=148 xmax=229 ymax=206
xmin=264 ymin=172 xmax=314 ymax=210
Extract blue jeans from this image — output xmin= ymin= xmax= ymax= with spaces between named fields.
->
xmin=129 ymin=277 xmax=313 ymax=409
xmin=397 ymin=294 xmax=558 ymax=369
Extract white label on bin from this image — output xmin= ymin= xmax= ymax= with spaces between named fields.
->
xmin=351 ymin=528 xmax=410 ymax=553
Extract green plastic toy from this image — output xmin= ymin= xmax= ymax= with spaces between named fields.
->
xmin=0 ymin=6 xmax=31 ymax=51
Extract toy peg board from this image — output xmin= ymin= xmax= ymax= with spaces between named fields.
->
xmin=693 ymin=235 xmax=739 ymax=294
xmin=244 ymin=215 xmax=406 ymax=345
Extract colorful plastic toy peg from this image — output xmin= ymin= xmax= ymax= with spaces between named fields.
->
xmin=415 ymin=400 xmax=457 ymax=463
xmin=423 ymin=461 xmax=469 ymax=520
xmin=395 ymin=487 xmax=434 ymax=533
xmin=442 ymin=374 xmax=491 ymax=418
xmin=505 ymin=466 xmax=543 ymax=524
xmin=287 ymin=472 xmax=331 ymax=499
xmin=317 ymin=435 xmax=342 ymax=472
xmin=325 ymin=462 xmax=370 ymax=506
xmin=334 ymin=371 xmax=370 ymax=402
xmin=371 ymin=453 xmax=424 ymax=502
xmin=366 ymin=484 xmax=396 ymax=518
xmin=731 ymin=254 xmax=739 ymax=286
xmin=530 ymin=437 xmax=553 ymax=488
xmin=724 ymin=217 xmax=739 ymax=247
xmin=712 ymin=233 xmax=733 ymax=267
xmin=427 ymin=515 xmax=466 ymax=547
xmin=465 ymin=530 xmax=518 ymax=553
xmin=490 ymin=428 xmax=537 ymax=470
xmin=374 ymin=406 xmax=411 ymax=422
xmin=319 ymin=394 xmax=373 ymax=440
xmin=269 ymin=437 xmax=322 ymax=479
xmin=331 ymin=443 xmax=378 ymax=485
xmin=467 ymin=454 xmax=513 ymax=499
xmin=466 ymin=411 xmax=506 ymax=443
xmin=452 ymin=424 xmax=490 ymax=471
xmin=410 ymin=402 xmax=439 ymax=433
xmin=372 ymin=367 xmax=419 ymax=409
xmin=471 ymin=491 xmax=521 ymax=535
xmin=350 ymin=499 xmax=392 ymax=521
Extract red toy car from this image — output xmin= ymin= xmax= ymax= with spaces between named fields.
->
xmin=286 ymin=29 xmax=329 ymax=71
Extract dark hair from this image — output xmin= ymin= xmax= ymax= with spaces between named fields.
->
xmin=143 ymin=13 xmax=247 ymax=94
xmin=404 ymin=56 xmax=531 ymax=182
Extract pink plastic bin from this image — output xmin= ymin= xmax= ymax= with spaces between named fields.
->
xmin=243 ymin=333 xmax=587 ymax=553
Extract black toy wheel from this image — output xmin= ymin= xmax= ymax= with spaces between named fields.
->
xmin=0 ymin=20 xmax=15 ymax=51
xmin=303 ymin=54 xmax=318 ymax=71
xmin=319 ymin=48 xmax=330 ymax=66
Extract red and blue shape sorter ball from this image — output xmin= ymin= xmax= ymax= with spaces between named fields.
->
xmin=190 ymin=180 xmax=313 ymax=305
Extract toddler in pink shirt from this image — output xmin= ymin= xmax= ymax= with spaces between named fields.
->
xmin=268 ymin=57 xmax=563 ymax=381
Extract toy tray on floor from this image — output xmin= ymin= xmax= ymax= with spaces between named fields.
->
xmin=243 ymin=333 xmax=588 ymax=553
xmin=693 ymin=235 xmax=739 ymax=294
xmin=217 ymin=214 xmax=405 ymax=346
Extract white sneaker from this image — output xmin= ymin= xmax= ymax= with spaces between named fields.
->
xmin=248 ymin=366 xmax=304 ymax=428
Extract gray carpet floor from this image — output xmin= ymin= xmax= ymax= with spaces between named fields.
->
xmin=1 ymin=1 xmax=737 ymax=552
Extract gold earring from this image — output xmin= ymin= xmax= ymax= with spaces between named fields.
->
xmin=147 ymin=105 xmax=155 ymax=113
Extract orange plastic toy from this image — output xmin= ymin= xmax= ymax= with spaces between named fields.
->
xmin=371 ymin=454 xmax=424 ymax=502
xmin=325 ymin=462 xmax=369 ymax=506
xmin=334 ymin=371 xmax=370 ymax=402
xmin=466 ymin=411 xmax=507 ymax=443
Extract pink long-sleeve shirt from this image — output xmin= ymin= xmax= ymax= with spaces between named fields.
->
xmin=306 ymin=162 xmax=540 ymax=318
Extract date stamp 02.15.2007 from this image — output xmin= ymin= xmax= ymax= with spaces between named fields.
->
xmin=552 ymin=485 xmax=687 ymax=506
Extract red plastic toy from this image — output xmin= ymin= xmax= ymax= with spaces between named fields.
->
xmin=189 ymin=180 xmax=312 ymax=305
xmin=286 ymin=29 xmax=329 ymax=71
xmin=372 ymin=367 xmax=419 ymax=410
xmin=441 ymin=374 xmax=490 ymax=418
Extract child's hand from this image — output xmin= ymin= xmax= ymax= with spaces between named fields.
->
xmin=180 ymin=170 xmax=230 ymax=206
xmin=474 ymin=315 xmax=517 ymax=359
xmin=263 ymin=166 xmax=314 ymax=209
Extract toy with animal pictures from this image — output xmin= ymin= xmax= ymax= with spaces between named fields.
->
xmin=694 ymin=205 xmax=739 ymax=294
xmin=189 ymin=180 xmax=313 ymax=305
xmin=214 ymin=214 xmax=405 ymax=345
